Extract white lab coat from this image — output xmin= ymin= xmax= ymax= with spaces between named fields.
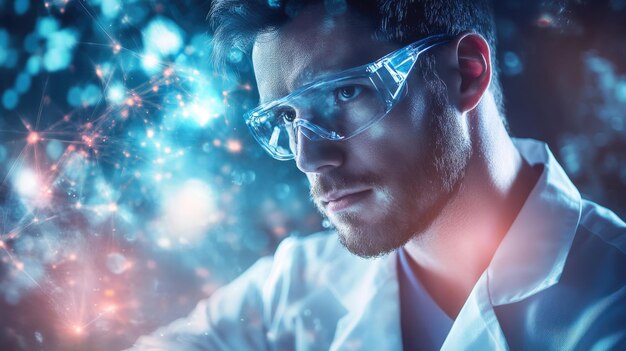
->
xmin=128 ymin=139 xmax=626 ymax=350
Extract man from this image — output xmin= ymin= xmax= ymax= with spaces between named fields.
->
xmin=129 ymin=0 xmax=626 ymax=350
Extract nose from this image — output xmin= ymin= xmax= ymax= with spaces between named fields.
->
xmin=294 ymin=127 xmax=344 ymax=173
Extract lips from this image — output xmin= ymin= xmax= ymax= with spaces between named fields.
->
xmin=323 ymin=189 xmax=372 ymax=213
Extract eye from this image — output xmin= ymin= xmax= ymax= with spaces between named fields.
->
xmin=335 ymin=85 xmax=363 ymax=102
xmin=276 ymin=107 xmax=297 ymax=123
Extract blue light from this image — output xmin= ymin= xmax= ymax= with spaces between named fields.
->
xmin=43 ymin=48 xmax=71 ymax=72
xmin=4 ymin=49 xmax=18 ymax=69
xmin=143 ymin=17 xmax=185 ymax=56
xmin=141 ymin=51 xmax=161 ymax=74
xmin=2 ymin=89 xmax=19 ymax=110
xmin=67 ymin=86 xmax=82 ymax=107
xmin=26 ymin=56 xmax=41 ymax=75
xmin=106 ymin=83 xmax=126 ymax=105
xmin=503 ymin=51 xmax=523 ymax=76
xmin=15 ymin=73 xmax=31 ymax=94
xmin=0 ymin=29 xmax=8 ymax=46
xmin=47 ymin=29 xmax=78 ymax=51
xmin=0 ymin=145 xmax=7 ymax=163
xmin=616 ymin=80 xmax=626 ymax=103
xmin=14 ymin=0 xmax=29 ymax=15
xmin=46 ymin=140 xmax=64 ymax=160
xmin=36 ymin=17 xmax=59 ymax=38
xmin=23 ymin=33 xmax=39 ymax=53
xmin=80 ymin=84 xmax=102 ymax=107
xmin=101 ymin=0 xmax=121 ymax=19
xmin=0 ymin=47 xmax=7 ymax=67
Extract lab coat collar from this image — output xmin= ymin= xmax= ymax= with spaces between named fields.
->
xmin=487 ymin=138 xmax=582 ymax=306
xmin=325 ymin=247 xmax=403 ymax=350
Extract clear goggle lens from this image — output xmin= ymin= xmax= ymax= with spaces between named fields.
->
xmin=246 ymin=75 xmax=389 ymax=160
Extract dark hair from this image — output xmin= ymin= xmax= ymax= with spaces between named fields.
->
xmin=209 ymin=0 xmax=504 ymax=117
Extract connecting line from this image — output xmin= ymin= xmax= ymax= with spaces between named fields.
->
xmin=75 ymin=0 xmax=117 ymax=44
xmin=0 ymin=244 xmax=43 ymax=290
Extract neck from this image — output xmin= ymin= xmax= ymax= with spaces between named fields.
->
xmin=403 ymin=105 xmax=540 ymax=319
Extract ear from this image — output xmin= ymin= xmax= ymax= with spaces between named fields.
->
xmin=454 ymin=33 xmax=491 ymax=113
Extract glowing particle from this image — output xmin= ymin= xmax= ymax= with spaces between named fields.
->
xmin=142 ymin=52 xmax=160 ymax=73
xmin=67 ymin=85 xmax=82 ymax=106
xmin=503 ymin=51 xmax=523 ymax=76
xmin=226 ymin=139 xmax=242 ymax=153
xmin=112 ymin=43 xmax=122 ymax=54
xmin=14 ymin=0 xmax=30 ymax=15
xmin=143 ymin=16 xmax=185 ymax=56
xmin=15 ymin=72 xmax=31 ymax=93
xmin=161 ymin=179 xmax=218 ymax=244
xmin=80 ymin=84 xmax=102 ymax=107
xmin=146 ymin=129 xmax=154 ymax=138
xmin=157 ymin=237 xmax=171 ymax=248
xmin=73 ymin=325 xmax=83 ymax=335
xmin=108 ymin=202 xmax=118 ymax=212
xmin=26 ymin=56 xmax=41 ymax=75
xmin=2 ymin=89 xmax=19 ymax=110
xmin=43 ymin=48 xmax=72 ymax=72
xmin=36 ymin=17 xmax=59 ymax=37
xmin=106 ymin=83 xmax=125 ymax=105
xmin=15 ymin=261 xmax=24 ymax=270
xmin=536 ymin=13 xmax=554 ymax=28
xmin=46 ymin=139 xmax=64 ymax=160
xmin=106 ymin=252 xmax=128 ymax=274
xmin=14 ymin=168 xmax=39 ymax=197
xmin=27 ymin=132 xmax=40 ymax=144
xmin=0 ymin=241 xmax=5 ymax=249
xmin=101 ymin=0 xmax=121 ymax=18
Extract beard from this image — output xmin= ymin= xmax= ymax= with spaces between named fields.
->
xmin=310 ymin=79 xmax=471 ymax=258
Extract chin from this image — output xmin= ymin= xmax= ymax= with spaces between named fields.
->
xmin=333 ymin=214 xmax=413 ymax=259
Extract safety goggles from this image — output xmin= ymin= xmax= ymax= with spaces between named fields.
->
xmin=244 ymin=34 xmax=452 ymax=160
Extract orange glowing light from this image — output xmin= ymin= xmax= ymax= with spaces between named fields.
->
xmin=108 ymin=203 xmax=118 ymax=212
xmin=73 ymin=325 xmax=84 ymax=335
xmin=226 ymin=139 xmax=242 ymax=153
xmin=104 ymin=289 xmax=116 ymax=297
xmin=0 ymin=241 xmax=5 ymax=249
xmin=27 ymin=132 xmax=40 ymax=144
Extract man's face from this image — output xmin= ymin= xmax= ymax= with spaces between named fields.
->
xmin=252 ymin=7 xmax=471 ymax=258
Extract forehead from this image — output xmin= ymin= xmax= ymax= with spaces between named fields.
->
xmin=251 ymin=6 xmax=399 ymax=103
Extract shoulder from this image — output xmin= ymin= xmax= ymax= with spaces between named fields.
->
xmin=562 ymin=199 xmax=625 ymax=283
xmin=577 ymin=199 xmax=626 ymax=253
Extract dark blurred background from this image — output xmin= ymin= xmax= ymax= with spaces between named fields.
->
xmin=0 ymin=0 xmax=624 ymax=350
